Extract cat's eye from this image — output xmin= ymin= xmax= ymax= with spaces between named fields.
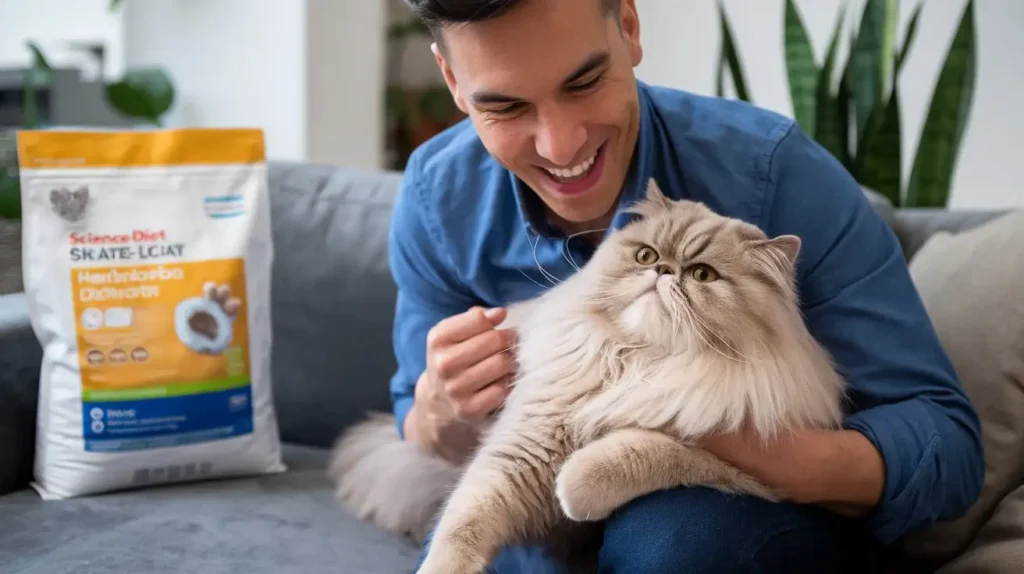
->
xmin=690 ymin=264 xmax=718 ymax=282
xmin=635 ymin=246 xmax=659 ymax=265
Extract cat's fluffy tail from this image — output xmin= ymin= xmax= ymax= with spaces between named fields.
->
xmin=327 ymin=412 xmax=459 ymax=543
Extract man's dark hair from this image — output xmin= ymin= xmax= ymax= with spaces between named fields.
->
xmin=405 ymin=0 xmax=621 ymax=46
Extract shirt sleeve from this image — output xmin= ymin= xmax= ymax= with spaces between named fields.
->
xmin=762 ymin=123 xmax=985 ymax=544
xmin=387 ymin=167 xmax=478 ymax=439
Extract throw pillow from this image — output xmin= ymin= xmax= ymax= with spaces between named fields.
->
xmin=937 ymin=484 xmax=1024 ymax=573
xmin=899 ymin=210 xmax=1024 ymax=567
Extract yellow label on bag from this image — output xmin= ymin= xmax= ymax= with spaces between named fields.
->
xmin=70 ymin=258 xmax=251 ymax=402
xmin=17 ymin=128 xmax=265 ymax=169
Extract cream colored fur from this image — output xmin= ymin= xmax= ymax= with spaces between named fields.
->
xmin=329 ymin=180 xmax=848 ymax=573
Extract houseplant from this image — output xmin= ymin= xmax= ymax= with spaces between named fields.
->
xmin=715 ymin=0 xmax=977 ymax=209
xmin=0 ymin=0 xmax=176 ymax=294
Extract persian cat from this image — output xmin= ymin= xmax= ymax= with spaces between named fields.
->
xmin=328 ymin=179 xmax=847 ymax=573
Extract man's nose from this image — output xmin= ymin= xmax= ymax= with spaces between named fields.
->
xmin=534 ymin=109 xmax=587 ymax=167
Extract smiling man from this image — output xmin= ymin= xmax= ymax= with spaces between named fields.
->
xmin=387 ymin=0 xmax=985 ymax=572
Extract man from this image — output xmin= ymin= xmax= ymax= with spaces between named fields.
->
xmin=388 ymin=0 xmax=985 ymax=571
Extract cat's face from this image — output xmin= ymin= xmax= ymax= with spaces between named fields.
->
xmin=584 ymin=180 xmax=801 ymax=355
xmin=50 ymin=186 xmax=89 ymax=223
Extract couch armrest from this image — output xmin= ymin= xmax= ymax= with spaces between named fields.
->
xmin=0 ymin=293 xmax=41 ymax=495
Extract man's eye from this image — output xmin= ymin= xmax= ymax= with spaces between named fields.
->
xmin=569 ymin=75 xmax=603 ymax=92
xmin=485 ymin=103 xmax=524 ymax=116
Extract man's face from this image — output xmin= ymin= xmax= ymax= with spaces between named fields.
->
xmin=433 ymin=0 xmax=644 ymax=233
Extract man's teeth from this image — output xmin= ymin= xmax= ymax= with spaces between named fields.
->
xmin=545 ymin=153 xmax=596 ymax=180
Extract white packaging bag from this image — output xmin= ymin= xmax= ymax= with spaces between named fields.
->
xmin=17 ymin=128 xmax=286 ymax=499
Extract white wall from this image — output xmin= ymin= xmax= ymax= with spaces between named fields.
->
xmin=305 ymin=0 xmax=387 ymax=169
xmin=0 ymin=0 xmax=124 ymax=80
xmin=122 ymin=0 xmax=307 ymax=161
xmin=634 ymin=0 xmax=1024 ymax=210
xmin=3 ymin=0 xmax=387 ymax=169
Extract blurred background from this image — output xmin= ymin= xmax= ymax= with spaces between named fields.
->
xmin=0 ymin=0 xmax=1020 ymax=210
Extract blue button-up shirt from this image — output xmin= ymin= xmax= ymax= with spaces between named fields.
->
xmin=387 ymin=79 xmax=984 ymax=544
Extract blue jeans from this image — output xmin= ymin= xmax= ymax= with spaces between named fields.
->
xmin=419 ymin=486 xmax=881 ymax=573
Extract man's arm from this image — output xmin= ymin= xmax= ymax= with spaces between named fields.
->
xmin=387 ymin=167 xmax=477 ymax=440
xmin=758 ymin=123 xmax=985 ymax=543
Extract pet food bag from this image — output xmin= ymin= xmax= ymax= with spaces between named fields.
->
xmin=16 ymin=128 xmax=285 ymax=499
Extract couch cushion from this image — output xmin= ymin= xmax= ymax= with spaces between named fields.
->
xmin=0 ymin=444 xmax=420 ymax=574
xmin=899 ymin=210 xmax=1024 ymax=567
xmin=266 ymin=162 xmax=404 ymax=449
xmin=891 ymin=209 xmax=1009 ymax=261
xmin=0 ymin=293 xmax=42 ymax=496
xmin=936 ymin=484 xmax=1024 ymax=573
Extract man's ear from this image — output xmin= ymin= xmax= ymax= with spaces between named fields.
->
xmin=432 ymin=42 xmax=467 ymax=115
xmin=620 ymin=0 xmax=643 ymax=67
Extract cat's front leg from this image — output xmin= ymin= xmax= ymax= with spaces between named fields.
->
xmin=417 ymin=434 xmax=565 ymax=574
xmin=555 ymin=428 xmax=779 ymax=522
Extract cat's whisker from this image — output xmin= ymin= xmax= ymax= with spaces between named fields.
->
xmin=683 ymin=302 xmax=756 ymax=364
xmin=527 ymin=228 xmax=563 ymax=287
xmin=562 ymin=227 xmax=609 ymax=273
xmin=518 ymin=269 xmax=552 ymax=292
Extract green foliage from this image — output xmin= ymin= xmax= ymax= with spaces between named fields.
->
xmin=1 ymin=0 xmax=179 ymax=220
xmin=716 ymin=0 xmax=977 ymax=208
xmin=0 ymin=132 xmax=18 ymax=220
xmin=106 ymin=68 xmax=175 ymax=126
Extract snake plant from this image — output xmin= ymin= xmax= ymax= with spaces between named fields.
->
xmin=716 ymin=0 xmax=977 ymax=208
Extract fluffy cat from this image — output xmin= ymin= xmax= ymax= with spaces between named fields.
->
xmin=329 ymin=179 xmax=847 ymax=573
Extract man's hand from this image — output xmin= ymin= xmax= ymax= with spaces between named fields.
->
xmin=404 ymin=306 xmax=517 ymax=464
xmin=697 ymin=426 xmax=886 ymax=517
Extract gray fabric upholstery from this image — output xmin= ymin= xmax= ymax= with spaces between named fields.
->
xmin=893 ymin=209 xmax=1010 ymax=260
xmin=899 ymin=211 xmax=1024 ymax=568
xmin=265 ymin=161 xmax=403 ymax=448
xmin=0 ymin=293 xmax=41 ymax=495
xmin=0 ymin=160 xmax=1015 ymax=573
xmin=0 ymin=445 xmax=421 ymax=574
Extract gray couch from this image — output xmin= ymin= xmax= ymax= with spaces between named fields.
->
xmin=0 ymin=160 xmax=1016 ymax=573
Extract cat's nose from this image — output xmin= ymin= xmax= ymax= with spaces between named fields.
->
xmin=654 ymin=263 xmax=673 ymax=276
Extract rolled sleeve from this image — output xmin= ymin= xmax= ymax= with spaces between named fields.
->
xmin=762 ymin=123 xmax=985 ymax=544
xmin=387 ymin=162 xmax=477 ymax=439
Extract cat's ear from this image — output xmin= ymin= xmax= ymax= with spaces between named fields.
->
xmin=748 ymin=235 xmax=801 ymax=272
xmin=643 ymin=178 xmax=670 ymax=207
xmin=72 ymin=187 xmax=89 ymax=200
xmin=50 ymin=188 xmax=67 ymax=205
xmin=626 ymin=178 xmax=671 ymax=219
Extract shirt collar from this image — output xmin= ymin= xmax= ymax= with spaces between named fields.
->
xmin=510 ymin=79 xmax=658 ymax=240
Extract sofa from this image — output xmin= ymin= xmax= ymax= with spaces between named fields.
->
xmin=0 ymin=160 xmax=1020 ymax=573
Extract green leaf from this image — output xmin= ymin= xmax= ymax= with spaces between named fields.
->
xmin=25 ymin=40 xmax=54 ymax=87
xmin=906 ymin=0 xmax=976 ymax=208
xmin=896 ymin=2 xmax=922 ymax=73
xmin=857 ymin=80 xmax=903 ymax=206
xmin=105 ymin=68 xmax=175 ymax=125
xmin=813 ymin=5 xmax=848 ymax=164
xmin=0 ymin=177 xmax=19 ymax=220
xmin=718 ymin=2 xmax=751 ymax=102
xmin=109 ymin=0 xmax=125 ymax=11
xmin=783 ymin=0 xmax=817 ymax=135
xmin=0 ymin=131 xmax=20 ymax=219
xmin=848 ymin=0 xmax=898 ymax=139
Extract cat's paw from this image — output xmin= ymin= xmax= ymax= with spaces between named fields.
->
xmin=417 ymin=545 xmax=488 ymax=574
xmin=555 ymin=452 xmax=620 ymax=522
xmin=715 ymin=470 xmax=782 ymax=503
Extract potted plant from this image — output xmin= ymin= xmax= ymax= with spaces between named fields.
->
xmin=715 ymin=0 xmax=977 ymax=209
xmin=0 ymin=32 xmax=175 ymax=295
xmin=0 ymin=130 xmax=20 ymax=295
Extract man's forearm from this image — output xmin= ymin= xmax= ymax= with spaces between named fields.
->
xmin=701 ymin=426 xmax=886 ymax=516
xmin=802 ymin=429 xmax=886 ymax=515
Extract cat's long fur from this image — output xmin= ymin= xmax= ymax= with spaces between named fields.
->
xmin=328 ymin=180 xmax=848 ymax=572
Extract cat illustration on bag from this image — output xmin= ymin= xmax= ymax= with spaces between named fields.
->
xmin=50 ymin=186 xmax=90 ymax=223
